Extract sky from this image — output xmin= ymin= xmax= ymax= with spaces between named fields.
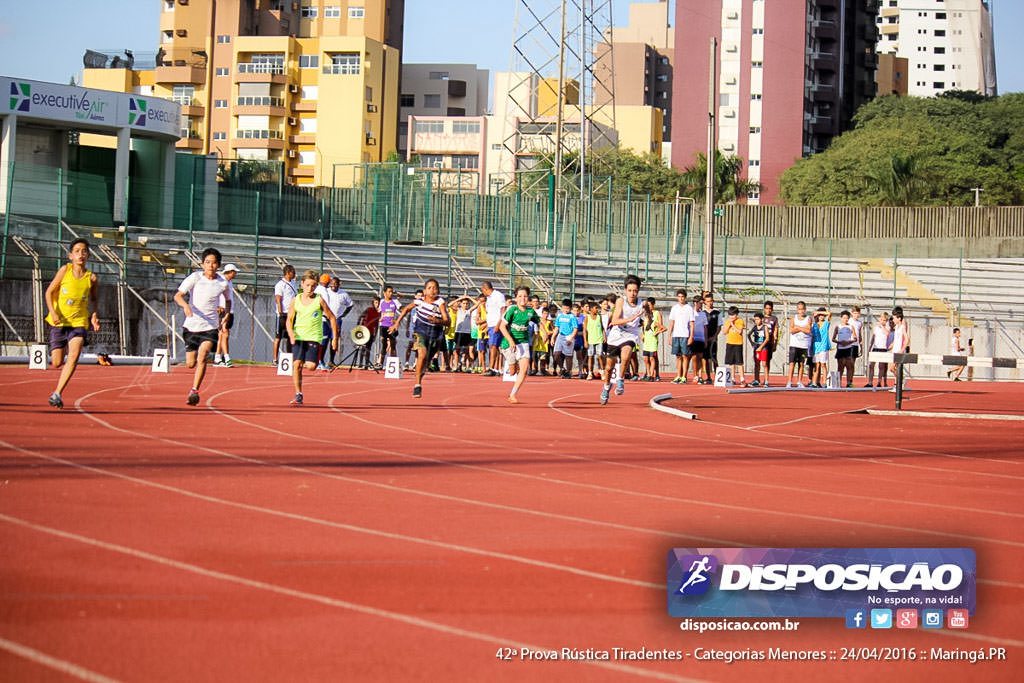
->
xmin=0 ymin=0 xmax=1020 ymax=93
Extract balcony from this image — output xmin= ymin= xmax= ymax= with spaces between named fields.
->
xmin=292 ymin=101 xmax=317 ymax=112
xmin=289 ymin=133 xmax=316 ymax=144
xmin=805 ymin=115 xmax=834 ymax=136
xmin=236 ymin=62 xmax=288 ymax=84
xmin=806 ymin=82 xmax=836 ymax=100
xmin=231 ymin=129 xmax=285 ymax=150
xmin=289 ymin=167 xmax=314 ymax=178
xmin=171 ymin=95 xmax=205 ymax=117
xmin=811 ymin=19 xmax=838 ymax=41
xmin=176 ymin=130 xmax=203 ymax=150
xmin=155 ymin=64 xmax=206 ymax=84
xmin=862 ymin=52 xmax=879 ymax=69
xmin=447 ymin=79 xmax=467 ymax=98
xmin=808 ymin=51 xmax=837 ymax=72
xmin=235 ymin=95 xmax=286 ymax=116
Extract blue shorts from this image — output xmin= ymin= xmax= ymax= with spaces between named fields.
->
xmin=294 ymin=340 xmax=320 ymax=364
xmin=574 ymin=335 xmax=584 ymax=351
xmin=488 ymin=326 xmax=503 ymax=347
xmin=476 ymin=337 xmax=487 ymax=352
xmin=48 ymin=325 xmax=88 ymax=352
xmin=671 ymin=337 xmax=690 ymax=357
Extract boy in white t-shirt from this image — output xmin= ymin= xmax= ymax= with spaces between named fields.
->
xmin=174 ymin=248 xmax=232 ymax=406
xmin=949 ymin=327 xmax=967 ymax=381
xmin=668 ymin=288 xmax=695 ymax=384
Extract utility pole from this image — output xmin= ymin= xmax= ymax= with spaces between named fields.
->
xmin=971 ymin=187 xmax=983 ymax=207
xmin=702 ymin=36 xmax=717 ymax=294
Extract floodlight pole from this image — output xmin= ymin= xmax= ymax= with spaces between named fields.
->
xmin=702 ymin=37 xmax=718 ymax=294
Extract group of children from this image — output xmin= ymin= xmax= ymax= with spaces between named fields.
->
xmin=41 ymin=238 xmax=960 ymax=409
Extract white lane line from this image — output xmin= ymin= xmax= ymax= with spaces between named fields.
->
xmin=0 ymin=635 xmax=121 ymax=683
xmin=867 ymin=410 xmax=1024 ymax=421
xmin=183 ymin=383 xmax=1024 ymax=549
xmin=0 ymin=513 xmax=697 ymax=683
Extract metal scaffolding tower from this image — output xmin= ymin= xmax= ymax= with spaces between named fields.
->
xmin=498 ymin=0 xmax=617 ymax=197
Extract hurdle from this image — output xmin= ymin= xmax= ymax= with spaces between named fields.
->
xmin=868 ymin=351 xmax=1024 ymax=409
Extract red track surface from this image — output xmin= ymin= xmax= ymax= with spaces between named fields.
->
xmin=1 ymin=365 xmax=1022 ymax=682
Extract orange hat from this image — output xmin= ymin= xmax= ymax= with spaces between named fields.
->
xmin=319 ymin=273 xmax=331 ymax=285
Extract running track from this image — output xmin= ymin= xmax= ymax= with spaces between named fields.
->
xmin=1 ymin=365 xmax=1022 ymax=682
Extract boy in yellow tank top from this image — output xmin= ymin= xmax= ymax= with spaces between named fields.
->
xmin=286 ymin=270 xmax=338 ymax=405
xmin=44 ymin=239 xmax=100 ymax=409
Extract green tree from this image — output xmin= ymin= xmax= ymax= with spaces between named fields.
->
xmin=863 ymin=152 xmax=933 ymax=206
xmin=680 ymin=151 xmax=762 ymax=204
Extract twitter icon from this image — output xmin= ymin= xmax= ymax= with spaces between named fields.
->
xmin=870 ymin=609 xmax=893 ymax=629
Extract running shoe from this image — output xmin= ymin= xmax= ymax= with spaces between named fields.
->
xmin=748 ymin=380 xmax=760 ymax=387
xmin=615 ymin=379 xmax=625 ymax=395
xmin=600 ymin=386 xmax=610 ymax=405
xmin=213 ymin=358 xmax=224 ymax=367
xmin=223 ymin=359 xmax=233 ymax=368
xmin=508 ymin=395 xmax=520 ymax=404
xmin=48 ymin=393 xmax=63 ymax=409
xmin=412 ymin=384 xmax=422 ymax=399
xmin=290 ymin=393 xmax=303 ymax=405
xmin=785 ymin=382 xmax=792 ymax=388
xmin=187 ymin=389 xmax=200 ymax=406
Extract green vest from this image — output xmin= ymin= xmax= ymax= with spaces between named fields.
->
xmin=293 ymin=294 xmax=322 ymax=342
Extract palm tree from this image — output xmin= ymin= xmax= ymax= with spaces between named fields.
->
xmin=681 ymin=151 xmax=762 ymax=204
xmin=863 ymin=152 xmax=933 ymax=206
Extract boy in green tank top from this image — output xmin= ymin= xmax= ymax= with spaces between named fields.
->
xmin=44 ymin=238 xmax=100 ymax=409
xmin=286 ymin=270 xmax=338 ymax=405
xmin=583 ymin=301 xmax=605 ymax=380
xmin=499 ymin=285 xmax=541 ymax=404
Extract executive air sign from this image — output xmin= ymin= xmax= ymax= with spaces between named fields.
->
xmin=667 ymin=548 xmax=976 ymax=619
xmin=2 ymin=76 xmax=179 ymax=139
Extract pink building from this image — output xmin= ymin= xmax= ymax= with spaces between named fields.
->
xmin=672 ymin=0 xmax=878 ymax=204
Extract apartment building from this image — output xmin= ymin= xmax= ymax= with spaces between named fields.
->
xmin=875 ymin=0 xmax=997 ymax=97
xmin=672 ymin=0 xmax=879 ymax=204
xmin=83 ymin=0 xmax=404 ymax=186
xmin=397 ymin=64 xmax=489 ymax=157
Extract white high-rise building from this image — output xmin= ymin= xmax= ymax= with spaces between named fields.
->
xmin=875 ymin=0 xmax=997 ymax=97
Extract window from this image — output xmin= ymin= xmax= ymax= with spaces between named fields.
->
xmin=349 ymin=6 xmax=365 ymax=18
xmin=452 ymin=155 xmax=478 ymax=170
xmin=324 ymin=53 xmax=360 ymax=74
xmin=301 ymin=85 xmax=318 ymax=100
xmin=398 ymin=122 xmax=408 ymax=135
xmin=719 ymin=93 xmax=731 ymax=106
xmin=216 ymin=35 xmax=230 ymax=43
xmin=214 ymin=99 xmax=227 ymax=108
xmin=452 ymin=121 xmax=480 ymax=134
xmin=936 ymin=12 xmax=946 ymax=19
xmin=162 ymin=30 xmax=174 ymax=44
xmin=749 ymin=160 xmax=760 ymax=167
xmin=172 ymin=85 xmax=195 ymax=105
xmin=300 ymin=118 xmax=317 ymax=133
xmin=419 ymin=154 xmax=444 ymax=168
xmin=400 ymin=94 xmax=415 ymax=107
xmin=298 ymin=150 xmax=316 ymax=165
xmin=750 ymin=126 xmax=761 ymax=134
xmin=935 ymin=29 xmax=946 ymax=37
xmin=300 ymin=5 xmax=318 ymax=18
xmin=747 ymin=192 xmax=760 ymax=200
xmin=655 ymin=74 xmax=668 ymax=82
xmin=934 ymin=82 xmax=945 ymax=89
xmin=660 ymin=56 xmax=669 ymax=65
xmin=213 ymin=132 xmax=226 ymax=140
xmin=424 ymin=94 xmax=441 ymax=109
xmin=935 ymin=47 xmax=945 ymax=54
xmin=752 ymin=60 xmax=763 ymax=68
xmin=299 ymin=55 xmax=319 ymax=68
xmin=491 ymin=143 xmax=502 ymax=150
xmin=752 ymin=28 xmax=764 ymax=35
xmin=324 ymin=6 xmax=341 ymax=18
xmin=164 ymin=0 xmax=174 ymax=11
xmin=751 ymin=94 xmax=762 ymax=101
xmin=934 ymin=64 xmax=945 ymax=71
xmin=366 ymin=86 xmax=373 ymax=102
xmin=413 ymin=120 xmax=444 ymax=135
xmin=216 ymin=67 xmax=229 ymax=76
xmin=428 ymin=71 xmax=450 ymax=80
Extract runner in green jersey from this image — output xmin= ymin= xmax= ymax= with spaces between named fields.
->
xmin=499 ymin=286 xmax=541 ymax=404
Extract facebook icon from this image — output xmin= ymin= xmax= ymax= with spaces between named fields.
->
xmin=845 ymin=609 xmax=867 ymax=629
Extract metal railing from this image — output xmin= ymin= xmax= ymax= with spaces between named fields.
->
xmin=236 ymin=96 xmax=284 ymax=107
xmin=238 ymin=62 xmax=285 ymax=74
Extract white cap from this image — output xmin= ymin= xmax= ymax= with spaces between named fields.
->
xmin=222 ymin=263 xmax=239 ymax=273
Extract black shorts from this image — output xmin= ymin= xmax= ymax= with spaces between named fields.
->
xmin=605 ymin=341 xmax=637 ymax=358
xmin=413 ymin=333 xmax=444 ymax=358
xmin=851 ymin=346 xmax=860 ymax=359
xmin=221 ymin=312 xmax=234 ymax=330
xmin=642 ymin=350 xmax=656 ymax=358
xmin=688 ymin=339 xmax=706 ymax=355
xmin=293 ymin=340 xmax=320 ymax=364
xmin=703 ymin=341 xmax=717 ymax=361
xmin=788 ymin=347 xmax=809 ymax=364
xmin=184 ymin=328 xmax=218 ymax=353
xmin=836 ymin=347 xmax=854 ymax=359
xmin=454 ymin=332 xmax=472 ymax=348
xmin=48 ymin=325 xmax=88 ymax=351
xmin=724 ymin=344 xmax=743 ymax=366
xmin=275 ymin=313 xmax=288 ymax=340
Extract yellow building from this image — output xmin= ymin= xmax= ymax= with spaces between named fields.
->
xmin=82 ymin=0 xmax=402 ymax=186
